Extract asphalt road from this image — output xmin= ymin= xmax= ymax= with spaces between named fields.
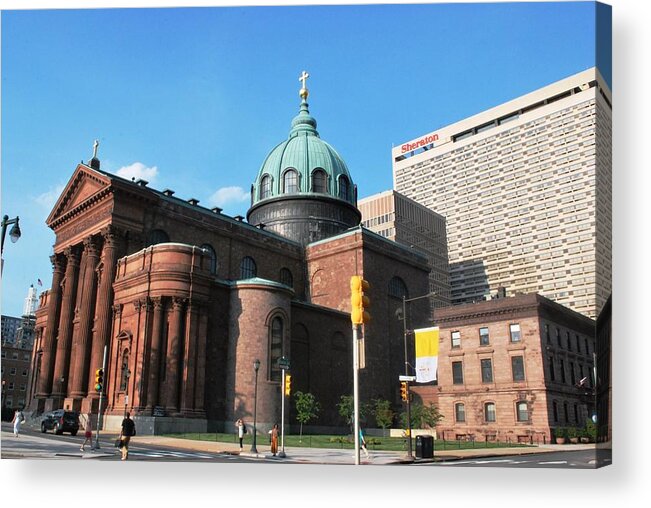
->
xmin=0 ymin=423 xmax=253 ymax=463
xmin=415 ymin=448 xmax=611 ymax=468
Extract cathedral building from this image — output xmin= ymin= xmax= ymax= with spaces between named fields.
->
xmin=31 ymin=75 xmax=431 ymax=433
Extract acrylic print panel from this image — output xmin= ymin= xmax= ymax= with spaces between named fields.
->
xmin=0 ymin=0 xmax=611 ymax=476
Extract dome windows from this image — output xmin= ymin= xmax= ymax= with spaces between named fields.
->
xmin=312 ymin=168 xmax=327 ymax=194
xmin=283 ymin=169 xmax=299 ymax=194
xmin=260 ymin=175 xmax=272 ymax=200
xmin=338 ymin=175 xmax=350 ymax=201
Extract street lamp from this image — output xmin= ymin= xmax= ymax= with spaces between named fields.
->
xmin=251 ymin=359 xmax=260 ymax=454
xmin=1 ymin=215 xmax=21 ymax=274
xmin=1 ymin=215 xmax=21 ymax=253
xmin=398 ymin=291 xmax=436 ymax=460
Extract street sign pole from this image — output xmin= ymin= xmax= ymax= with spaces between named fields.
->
xmin=279 ymin=367 xmax=286 ymax=458
xmin=277 ymin=356 xmax=290 ymax=458
xmin=93 ymin=345 xmax=107 ymax=450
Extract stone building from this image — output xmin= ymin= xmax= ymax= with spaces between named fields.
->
xmin=30 ymin=76 xmax=430 ymax=434
xmin=412 ymin=293 xmax=596 ymax=443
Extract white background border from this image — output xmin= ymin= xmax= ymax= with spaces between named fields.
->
xmin=0 ymin=0 xmax=647 ymax=505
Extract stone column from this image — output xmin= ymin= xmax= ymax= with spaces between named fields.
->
xmin=69 ymin=236 xmax=100 ymax=399
xmin=86 ymin=226 xmax=123 ymax=403
xmin=181 ymin=300 xmax=199 ymax=415
xmin=194 ymin=309 xmax=209 ymax=414
xmin=36 ymin=253 xmax=65 ymax=398
xmin=165 ymin=297 xmax=185 ymax=414
xmin=52 ymin=246 xmax=81 ymax=400
xmin=145 ymin=297 xmax=165 ymax=413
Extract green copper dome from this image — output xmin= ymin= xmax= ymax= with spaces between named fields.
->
xmin=250 ymin=90 xmax=356 ymax=207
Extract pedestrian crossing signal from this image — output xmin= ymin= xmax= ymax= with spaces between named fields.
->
xmin=95 ymin=368 xmax=104 ymax=392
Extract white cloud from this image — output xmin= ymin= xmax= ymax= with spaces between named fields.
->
xmin=116 ymin=162 xmax=159 ymax=183
xmin=208 ymin=186 xmax=249 ymax=207
xmin=35 ymin=184 xmax=65 ymax=211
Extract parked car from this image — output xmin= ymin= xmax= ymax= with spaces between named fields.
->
xmin=41 ymin=410 xmax=79 ymax=435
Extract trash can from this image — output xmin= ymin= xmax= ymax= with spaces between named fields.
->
xmin=415 ymin=435 xmax=434 ymax=459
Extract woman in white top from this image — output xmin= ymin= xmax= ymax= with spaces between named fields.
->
xmin=236 ymin=418 xmax=245 ymax=450
xmin=11 ymin=408 xmax=25 ymax=437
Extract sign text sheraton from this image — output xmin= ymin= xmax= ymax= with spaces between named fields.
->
xmin=401 ymin=133 xmax=439 ymax=154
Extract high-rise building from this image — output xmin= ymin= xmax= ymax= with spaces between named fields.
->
xmin=358 ymin=190 xmax=451 ymax=308
xmin=1 ymin=315 xmax=21 ymax=345
xmin=393 ymin=67 xmax=611 ymax=319
xmin=23 ymin=285 xmax=38 ymax=317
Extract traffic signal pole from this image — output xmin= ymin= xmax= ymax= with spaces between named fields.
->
xmin=350 ymin=275 xmax=370 ymax=466
xmin=353 ymin=323 xmax=361 ymax=466
xmin=93 ymin=345 xmax=107 ymax=450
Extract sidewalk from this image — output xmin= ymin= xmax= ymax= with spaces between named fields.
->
xmin=126 ymin=434 xmax=596 ymax=465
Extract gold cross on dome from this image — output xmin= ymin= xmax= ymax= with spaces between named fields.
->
xmin=299 ymin=70 xmax=309 ymax=89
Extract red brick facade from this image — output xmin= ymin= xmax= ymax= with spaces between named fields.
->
xmin=413 ymin=293 xmax=596 ymax=443
xmin=30 ymin=163 xmax=431 ymax=433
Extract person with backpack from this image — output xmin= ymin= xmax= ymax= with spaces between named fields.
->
xmin=119 ymin=412 xmax=136 ymax=461
xmin=236 ymin=418 xmax=247 ymax=450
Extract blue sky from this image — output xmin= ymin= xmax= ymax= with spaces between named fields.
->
xmin=1 ymin=2 xmax=608 ymax=317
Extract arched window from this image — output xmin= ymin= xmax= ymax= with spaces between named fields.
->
xmin=312 ymin=169 xmax=327 ymax=193
xmin=279 ymin=267 xmax=293 ymax=288
xmin=455 ymin=402 xmax=466 ymax=422
xmin=338 ymin=175 xmax=349 ymax=200
xmin=283 ymin=169 xmax=299 ymax=194
xmin=516 ymin=401 xmax=529 ymax=422
xmin=388 ymin=276 xmax=409 ymax=300
xmin=269 ymin=316 xmax=283 ymax=382
xmin=484 ymin=402 xmax=496 ymax=422
xmin=201 ymin=244 xmax=218 ymax=274
xmin=260 ymin=175 xmax=272 ymax=200
xmin=147 ymin=229 xmax=169 ymax=246
xmin=240 ymin=256 xmax=257 ymax=279
xmin=120 ymin=349 xmax=130 ymax=392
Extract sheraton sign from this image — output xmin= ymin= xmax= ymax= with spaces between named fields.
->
xmin=401 ymin=133 xmax=439 ymax=154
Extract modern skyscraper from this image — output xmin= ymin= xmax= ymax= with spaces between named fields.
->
xmin=358 ymin=190 xmax=451 ymax=308
xmin=393 ymin=67 xmax=611 ymax=318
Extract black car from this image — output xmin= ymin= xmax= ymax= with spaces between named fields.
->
xmin=41 ymin=410 xmax=79 ymax=435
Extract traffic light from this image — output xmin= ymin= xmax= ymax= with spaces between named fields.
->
xmin=284 ymin=374 xmax=292 ymax=396
xmin=400 ymin=381 xmax=408 ymax=401
xmin=350 ymin=275 xmax=371 ymax=325
xmin=95 ymin=368 xmax=104 ymax=392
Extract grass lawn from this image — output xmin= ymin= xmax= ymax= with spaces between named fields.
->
xmin=162 ymin=432 xmax=535 ymax=452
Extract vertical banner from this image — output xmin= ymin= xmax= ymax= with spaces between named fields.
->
xmin=415 ymin=326 xmax=439 ymax=383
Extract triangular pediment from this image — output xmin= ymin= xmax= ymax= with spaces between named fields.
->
xmin=47 ymin=164 xmax=113 ymax=227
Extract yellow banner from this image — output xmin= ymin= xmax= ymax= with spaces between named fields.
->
xmin=415 ymin=327 xmax=439 ymax=358
xmin=415 ymin=327 xmax=439 ymax=383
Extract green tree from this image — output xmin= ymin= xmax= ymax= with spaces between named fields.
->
xmin=400 ymin=402 xmax=444 ymax=430
xmin=294 ymin=391 xmax=320 ymax=441
xmin=372 ymin=398 xmax=395 ymax=430
xmin=337 ymin=395 xmax=371 ymax=432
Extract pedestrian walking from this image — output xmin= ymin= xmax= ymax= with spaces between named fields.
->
xmin=270 ymin=423 xmax=279 ymax=456
xmin=119 ymin=412 xmax=136 ymax=461
xmin=11 ymin=408 xmax=25 ymax=437
xmin=80 ymin=413 xmax=93 ymax=452
xmin=359 ymin=427 xmax=370 ymax=458
xmin=236 ymin=418 xmax=246 ymax=450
